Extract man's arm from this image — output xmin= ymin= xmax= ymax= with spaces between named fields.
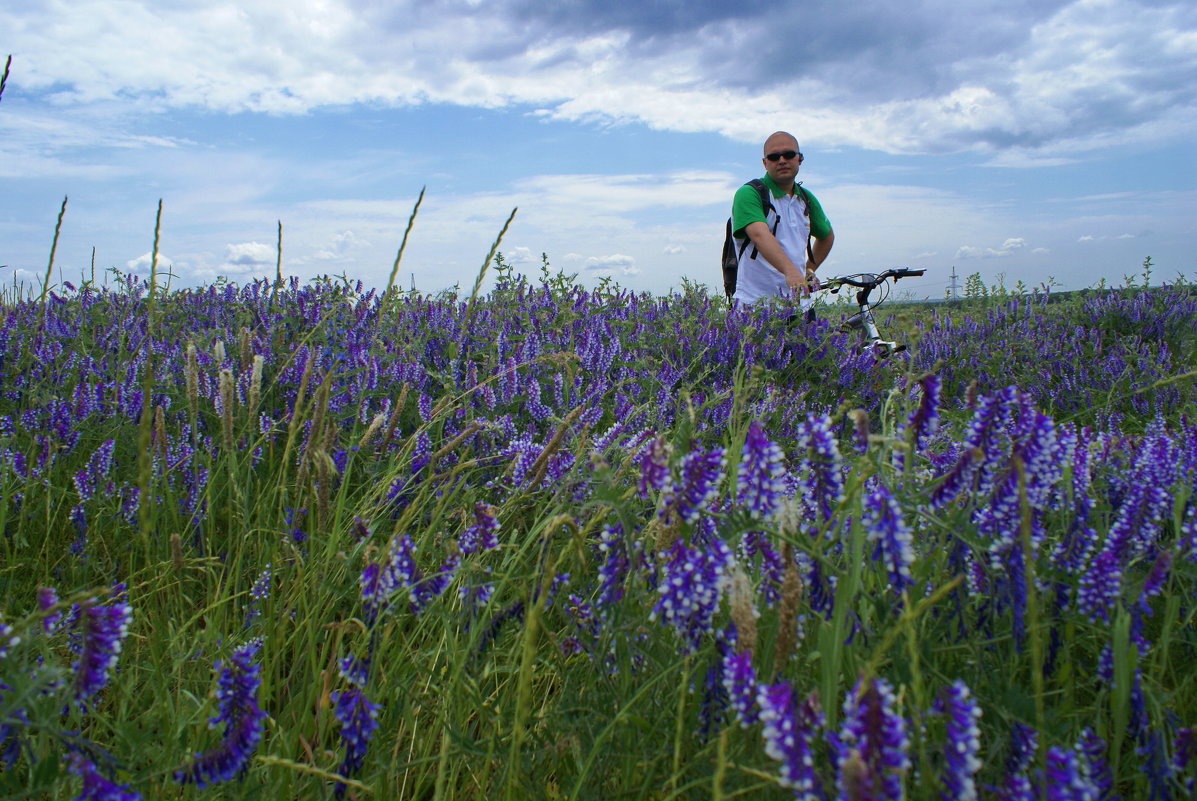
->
xmin=744 ymin=221 xmax=809 ymax=294
xmin=807 ymin=226 xmax=835 ymax=276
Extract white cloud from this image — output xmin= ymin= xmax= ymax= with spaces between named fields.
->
xmin=663 ymin=245 xmax=686 ymax=255
xmin=583 ymin=253 xmax=639 ymax=277
xmin=223 ymin=241 xmax=276 ymax=267
xmin=5 ymin=0 xmax=1194 ymax=157
xmin=1078 ymin=235 xmax=1095 ymax=241
xmin=125 ymin=251 xmax=173 ymax=272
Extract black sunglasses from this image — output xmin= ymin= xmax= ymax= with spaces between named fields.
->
xmin=765 ymin=150 xmax=802 ymax=163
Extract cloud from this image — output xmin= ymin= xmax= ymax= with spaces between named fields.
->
xmin=223 ymin=241 xmax=276 ymax=267
xmin=663 ymin=244 xmax=686 ymax=255
xmin=125 ymin=251 xmax=173 ymax=272
xmin=5 ymin=0 xmax=1194 ymax=157
xmin=582 ymin=253 xmax=639 ymax=276
xmin=955 ymin=237 xmax=1028 ymax=258
xmin=1078 ymin=235 xmax=1095 ymax=242
xmin=312 ymin=230 xmax=364 ymax=261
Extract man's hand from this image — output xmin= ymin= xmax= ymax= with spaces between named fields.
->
xmin=784 ymin=265 xmax=809 ymax=295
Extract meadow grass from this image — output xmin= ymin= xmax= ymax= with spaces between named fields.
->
xmin=0 ymin=240 xmax=1195 ymax=800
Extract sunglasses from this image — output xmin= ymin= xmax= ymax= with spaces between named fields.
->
xmin=765 ymin=150 xmax=802 ymax=163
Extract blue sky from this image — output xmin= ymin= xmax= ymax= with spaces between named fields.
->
xmin=2 ymin=0 xmax=1195 ymax=299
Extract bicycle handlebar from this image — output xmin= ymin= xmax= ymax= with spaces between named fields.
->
xmin=823 ymin=268 xmax=925 ymax=291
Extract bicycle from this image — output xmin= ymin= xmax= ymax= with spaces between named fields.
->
xmin=818 ymin=268 xmax=926 ymax=359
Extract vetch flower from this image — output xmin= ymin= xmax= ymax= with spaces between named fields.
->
xmin=722 ymin=649 xmax=758 ymax=728
xmin=757 ymin=682 xmax=823 ymax=800
xmin=72 ymin=584 xmax=133 ymax=706
xmin=909 ymin=374 xmax=942 ymax=450
xmin=330 ymin=686 xmax=381 ymax=796
xmin=175 ymin=640 xmax=267 ymax=787
xmin=459 ymin=502 xmax=500 ymax=554
xmin=662 ymin=446 xmax=726 ymax=524
xmin=651 ymin=538 xmax=731 ymax=652
xmin=1044 ymin=745 xmax=1099 ymax=801
xmin=38 ymin=586 xmax=61 ymax=634
xmin=939 ymin=680 xmax=982 ymax=801
xmin=66 ymin=751 xmax=141 ymax=801
xmin=836 ymin=676 xmax=909 ymax=801
xmin=863 ymin=482 xmax=915 ymax=596
xmin=736 ymin=421 xmax=787 ymax=519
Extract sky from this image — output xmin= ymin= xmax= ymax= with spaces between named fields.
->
xmin=2 ymin=0 xmax=1195 ymax=300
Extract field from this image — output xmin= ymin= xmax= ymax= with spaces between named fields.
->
xmin=1 ymin=253 xmax=1195 ymax=800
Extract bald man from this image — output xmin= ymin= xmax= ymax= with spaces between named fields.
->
xmin=728 ymin=131 xmax=834 ymax=308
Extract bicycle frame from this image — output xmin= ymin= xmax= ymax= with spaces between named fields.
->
xmin=821 ymin=268 xmax=926 ymax=359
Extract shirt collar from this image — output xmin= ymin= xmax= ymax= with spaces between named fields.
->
xmin=761 ymin=173 xmax=798 ymax=198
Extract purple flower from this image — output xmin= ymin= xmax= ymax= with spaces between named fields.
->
xmin=244 ymin=564 xmax=272 ymax=625
xmin=1137 ymin=549 xmax=1172 ymax=613
xmin=1077 ymin=728 xmax=1116 ymax=801
xmin=38 ymin=586 xmax=61 ymax=634
xmin=836 ymin=677 xmax=909 ymax=801
xmin=637 ymin=435 xmax=671 ymax=497
xmin=596 ymin=523 xmax=629 ymax=610
xmin=909 ymin=374 xmax=942 ymax=450
xmin=939 ymin=680 xmax=982 ymax=801
xmin=796 ymin=413 xmax=844 ymax=523
xmin=1044 ymin=745 xmax=1099 ymax=801
xmin=736 ymin=421 xmax=787 ymax=519
xmin=928 ymin=448 xmax=982 ymax=510
xmin=722 ymin=649 xmax=758 ymax=728
xmin=1077 ymin=549 xmax=1121 ymax=624
xmin=863 ymin=483 xmax=914 ymax=596
xmin=72 ymin=439 xmax=116 ymax=505
xmin=757 ymin=682 xmax=823 ymax=800
xmin=72 ymin=584 xmax=133 ymax=705
xmin=662 ymin=446 xmax=726 ymax=524
xmin=66 ymin=751 xmax=141 ymax=801
xmin=175 ymin=640 xmax=267 ymax=787
xmin=651 ymin=539 xmax=731 ymax=652
xmin=459 ymin=502 xmax=500 ymax=554
xmin=331 ymin=686 xmax=381 ymax=793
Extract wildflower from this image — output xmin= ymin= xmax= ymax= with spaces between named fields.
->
xmin=596 ymin=522 xmax=629 ymax=610
xmin=244 ymin=564 xmax=272 ymax=625
xmin=1077 ymin=549 xmax=1121 ymax=624
xmin=836 ymin=676 xmax=909 ymax=801
xmin=650 ymin=538 xmax=731 ymax=652
xmin=1044 ymin=745 xmax=1099 ymax=801
xmin=175 ymin=640 xmax=267 ymax=787
xmin=662 ymin=446 xmax=726 ymax=524
xmin=1137 ymin=549 xmax=1172 ymax=613
xmin=1077 ymin=728 xmax=1115 ymax=801
xmin=757 ymin=682 xmax=823 ymax=800
xmin=0 ymin=619 xmax=17 ymax=659
xmin=909 ymin=374 xmax=942 ymax=449
xmin=722 ymin=649 xmax=758 ymax=728
xmin=796 ymin=412 xmax=845 ymax=523
xmin=459 ymin=502 xmax=500 ymax=554
xmin=73 ymin=584 xmax=133 ymax=705
xmin=736 ymin=421 xmax=787 ymax=519
xmin=939 ymin=680 xmax=982 ymax=801
xmin=863 ymin=482 xmax=915 ymax=596
xmin=66 ymin=751 xmax=141 ymax=801
xmin=38 ymin=587 xmax=61 ymax=633
xmin=330 ymin=686 xmax=381 ymax=795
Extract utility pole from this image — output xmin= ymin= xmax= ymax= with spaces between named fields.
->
xmin=948 ymin=265 xmax=961 ymax=300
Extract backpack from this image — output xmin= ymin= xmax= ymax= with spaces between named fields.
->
xmin=721 ymin=179 xmax=811 ymax=299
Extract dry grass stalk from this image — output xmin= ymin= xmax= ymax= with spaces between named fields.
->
xmin=728 ymin=563 xmax=758 ymax=658
xmin=526 ymin=404 xmax=586 ymax=488
xmin=170 ymin=532 xmax=185 ymax=573
xmin=219 ymin=368 xmax=234 ymax=454
xmin=381 ymin=383 xmax=410 ymax=448
xmin=185 ymin=342 xmax=198 ymax=418
xmin=772 ymin=541 xmax=803 ymax=674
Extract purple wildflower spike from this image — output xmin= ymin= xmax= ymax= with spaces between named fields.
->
xmin=596 ymin=522 xmax=629 ymax=610
xmin=929 ymin=448 xmax=982 ymax=510
xmin=331 ymin=686 xmax=381 ymax=795
xmin=67 ymin=752 xmax=141 ymax=801
xmin=0 ymin=620 xmax=17 ymax=659
xmin=722 ymin=649 xmax=758 ymax=728
xmin=909 ymin=374 xmax=942 ymax=450
xmin=863 ymin=482 xmax=915 ymax=596
xmin=797 ymin=412 xmax=845 ymax=523
xmin=650 ymin=538 xmax=731 ymax=652
xmin=637 ymin=435 xmax=671 ymax=499
xmin=940 ymin=680 xmax=982 ymax=801
xmin=1137 ymin=550 xmax=1171 ymax=613
xmin=662 ymin=446 xmax=726 ymax=524
xmin=1077 ymin=549 xmax=1121 ymax=624
xmin=459 ymin=502 xmax=500 ymax=554
xmin=338 ymin=653 xmax=370 ymax=688
xmin=1077 ymin=728 xmax=1116 ymax=801
xmin=38 ymin=587 xmax=61 ymax=634
xmin=757 ymin=682 xmax=823 ymax=800
xmin=175 ymin=640 xmax=267 ymax=787
xmin=72 ymin=584 xmax=133 ymax=705
xmin=836 ymin=676 xmax=909 ymax=801
xmin=737 ymin=421 xmax=787 ymax=519
xmin=1044 ymin=745 xmax=1099 ymax=801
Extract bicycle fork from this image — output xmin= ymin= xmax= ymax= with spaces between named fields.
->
xmin=841 ymin=301 xmax=905 ymax=359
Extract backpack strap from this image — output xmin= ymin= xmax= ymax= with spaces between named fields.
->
xmin=795 ymin=183 xmax=814 ymax=266
xmin=744 ymin=179 xmax=777 ymax=261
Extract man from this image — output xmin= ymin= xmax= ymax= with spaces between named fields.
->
xmin=729 ymin=131 xmax=834 ymax=310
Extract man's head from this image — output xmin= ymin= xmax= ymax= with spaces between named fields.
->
xmin=762 ymin=131 xmax=803 ymax=189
